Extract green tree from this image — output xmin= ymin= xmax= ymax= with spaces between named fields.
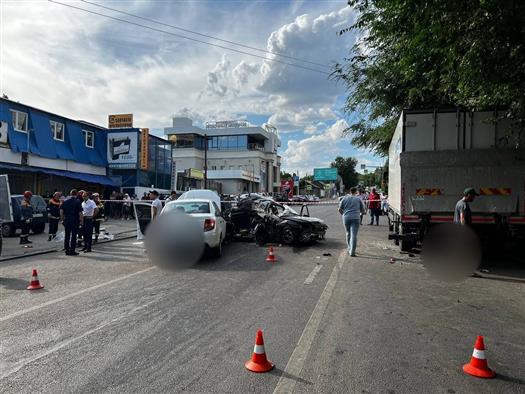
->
xmin=280 ymin=170 xmax=293 ymax=180
xmin=330 ymin=156 xmax=358 ymax=188
xmin=332 ymin=0 xmax=525 ymax=156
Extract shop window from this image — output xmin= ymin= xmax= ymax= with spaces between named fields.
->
xmin=83 ymin=130 xmax=94 ymax=148
xmin=50 ymin=121 xmax=64 ymax=141
xmin=11 ymin=110 xmax=28 ymax=132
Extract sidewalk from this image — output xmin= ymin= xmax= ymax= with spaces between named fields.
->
xmin=0 ymin=219 xmax=137 ymax=262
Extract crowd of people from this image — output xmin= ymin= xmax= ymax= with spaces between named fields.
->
xmin=19 ymin=189 xmax=106 ymax=255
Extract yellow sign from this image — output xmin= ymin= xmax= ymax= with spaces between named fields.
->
xmin=140 ymin=128 xmax=149 ymax=170
xmin=108 ymin=114 xmax=133 ymax=129
xmin=189 ymin=168 xmax=204 ymax=180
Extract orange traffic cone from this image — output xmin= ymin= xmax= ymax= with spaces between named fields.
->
xmin=245 ymin=330 xmax=274 ymax=373
xmin=27 ymin=269 xmax=44 ymax=290
xmin=266 ymin=247 xmax=277 ymax=263
xmin=463 ymin=336 xmax=495 ymax=378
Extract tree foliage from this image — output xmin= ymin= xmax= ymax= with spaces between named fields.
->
xmin=330 ymin=156 xmax=359 ymax=188
xmin=332 ymin=0 xmax=525 ymax=156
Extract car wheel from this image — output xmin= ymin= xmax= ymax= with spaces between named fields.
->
xmin=213 ymin=236 xmax=223 ymax=258
xmin=281 ymin=226 xmax=296 ymax=245
xmin=2 ymin=223 xmax=15 ymax=237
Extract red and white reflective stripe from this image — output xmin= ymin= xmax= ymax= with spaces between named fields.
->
xmin=472 ymin=348 xmax=486 ymax=359
xmin=471 ymin=216 xmax=495 ymax=223
xmin=401 ymin=215 xmax=420 ymax=222
xmin=430 ymin=215 xmax=453 ymax=223
xmin=509 ymin=217 xmax=525 ymax=224
xmin=253 ymin=344 xmax=266 ymax=354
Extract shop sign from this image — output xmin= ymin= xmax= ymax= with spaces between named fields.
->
xmin=108 ymin=114 xmax=133 ymax=129
xmin=280 ymin=180 xmax=294 ymax=198
xmin=189 ymin=168 xmax=204 ymax=180
xmin=107 ymin=131 xmax=138 ymax=168
xmin=205 ymin=120 xmax=248 ymax=129
xmin=140 ymin=128 xmax=149 ymax=170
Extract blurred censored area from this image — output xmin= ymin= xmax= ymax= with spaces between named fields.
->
xmin=145 ymin=211 xmax=205 ymax=270
xmin=422 ymin=224 xmax=482 ymax=282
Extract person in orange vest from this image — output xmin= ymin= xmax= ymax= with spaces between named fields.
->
xmin=20 ymin=191 xmax=33 ymax=244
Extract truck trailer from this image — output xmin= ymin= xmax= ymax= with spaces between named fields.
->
xmin=388 ymin=109 xmax=525 ymax=251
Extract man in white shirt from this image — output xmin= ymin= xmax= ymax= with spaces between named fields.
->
xmin=149 ymin=190 xmax=162 ymax=221
xmin=81 ymin=192 xmax=98 ymax=253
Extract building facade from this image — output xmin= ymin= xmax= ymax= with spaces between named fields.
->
xmin=164 ymin=118 xmax=281 ymax=194
xmin=0 ymin=98 xmax=173 ymax=197
xmin=0 ymin=98 xmax=114 ymax=195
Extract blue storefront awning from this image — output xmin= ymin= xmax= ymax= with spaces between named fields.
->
xmin=0 ymin=163 xmax=117 ymax=186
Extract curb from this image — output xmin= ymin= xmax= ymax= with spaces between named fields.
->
xmin=0 ymin=232 xmax=137 ymax=263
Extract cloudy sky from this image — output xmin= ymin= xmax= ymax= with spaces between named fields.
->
xmin=0 ymin=0 xmax=382 ymax=174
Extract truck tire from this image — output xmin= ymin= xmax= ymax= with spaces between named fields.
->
xmin=2 ymin=223 xmax=15 ymax=237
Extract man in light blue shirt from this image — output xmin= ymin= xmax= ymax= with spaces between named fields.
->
xmin=339 ymin=187 xmax=366 ymax=256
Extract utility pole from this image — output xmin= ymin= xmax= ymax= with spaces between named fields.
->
xmin=203 ymin=133 xmax=208 ymax=189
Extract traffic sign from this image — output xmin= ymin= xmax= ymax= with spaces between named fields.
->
xmin=314 ymin=168 xmax=338 ymax=181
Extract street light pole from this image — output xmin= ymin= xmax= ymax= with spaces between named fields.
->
xmin=203 ymin=133 xmax=208 ymax=189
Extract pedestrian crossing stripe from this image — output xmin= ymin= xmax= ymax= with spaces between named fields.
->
xmin=415 ymin=188 xmax=442 ymax=196
xmin=479 ymin=188 xmax=512 ymax=196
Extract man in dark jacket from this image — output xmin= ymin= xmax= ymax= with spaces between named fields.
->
xmin=60 ymin=189 xmax=83 ymax=256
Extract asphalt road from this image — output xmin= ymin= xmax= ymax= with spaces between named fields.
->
xmin=1 ymin=205 xmax=524 ymax=393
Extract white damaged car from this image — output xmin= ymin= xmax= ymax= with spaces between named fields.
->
xmin=162 ymin=199 xmax=227 ymax=257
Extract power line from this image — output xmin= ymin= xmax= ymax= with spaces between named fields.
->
xmin=80 ymin=0 xmax=330 ymax=69
xmin=47 ymin=0 xmax=330 ymax=75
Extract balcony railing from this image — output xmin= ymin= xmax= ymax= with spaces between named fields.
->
xmin=248 ymin=143 xmax=264 ymax=151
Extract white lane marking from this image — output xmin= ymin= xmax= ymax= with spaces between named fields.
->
xmin=0 ymin=266 xmax=156 ymax=323
xmin=132 ymin=241 xmax=143 ymax=245
xmin=0 ymin=297 xmax=160 ymax=380
xmin=273 ymin=249 xmax=346 ymax=394
xmin=304 ymin=265 xmax=323 ymax=285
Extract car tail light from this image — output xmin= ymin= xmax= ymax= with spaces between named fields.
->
xmin=204 ymin=218 xmax=216 ymax=232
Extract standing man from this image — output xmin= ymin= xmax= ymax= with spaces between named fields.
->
xmin=368 ymin=187 xmax=381 ymax=225
xmin=339 ymin=187 xmax=366 ymax=256
xmin=47 ymin=191 xmax=61 ymax=241
xmin=61 ymin=189 xmax=83 ymax=256
xmin=93 ymin=193 xmax=105 ymax=243
xmin=81 ymin=192 xmax=98 ymax=253
xmin=19 ymin=191 xmax=33 ymax=245
xmin=149 ymin=190 xmax=162 ymax=221
xmin=357 ymin=188 xmax=368 ymax=224
xmin=165 ymin=190 xmax=178 ymax=204
xmin=454 ymin=188 xmax=479 ymax=226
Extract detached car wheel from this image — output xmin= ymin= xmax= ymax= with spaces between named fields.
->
xmin=2 ymin=223 xmax=15 ymax=237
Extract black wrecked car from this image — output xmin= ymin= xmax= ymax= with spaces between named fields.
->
xmin=253 ymin=200 xmax=327 ymax=246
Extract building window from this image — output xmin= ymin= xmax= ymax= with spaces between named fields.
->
xmin=83 ymin=130 xmax=94 ymax=148
xmin=50 ymin=121 xmax=64 ymax=141
xmin=11 ymin=110 xmax=28 ymax=132
xmin=211 ymin=165 xmax=217 ymax=170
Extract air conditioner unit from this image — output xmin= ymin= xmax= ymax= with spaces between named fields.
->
xmin=0 ymin=121 xmax=7 ymax=144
